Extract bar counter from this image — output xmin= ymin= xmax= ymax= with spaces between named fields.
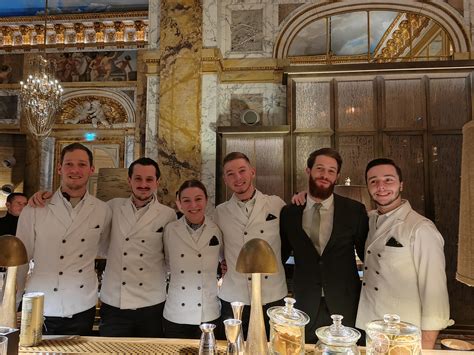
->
xmin=17 ymin=336 xmax=467 ymax=354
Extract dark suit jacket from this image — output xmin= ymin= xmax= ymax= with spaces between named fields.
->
xmin=280 ymin=193 xmax=368 ymax=331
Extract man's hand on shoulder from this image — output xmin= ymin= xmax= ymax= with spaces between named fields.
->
xmin=291 ymin=191 xmax=307 ymax=206
xmin=28 ymin=191 xmax=52 ymax=208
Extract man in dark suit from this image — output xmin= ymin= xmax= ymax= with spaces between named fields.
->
xmin=280 ymin=147 xmax=368 ymax=343
xmin=0 ymin=192 xmax=27 ymax=236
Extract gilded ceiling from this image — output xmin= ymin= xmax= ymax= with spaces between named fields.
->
xmin=0 ymin=1 xmax=148 ymax=17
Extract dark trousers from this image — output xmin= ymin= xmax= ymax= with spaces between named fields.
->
xmin=99 ymin=302 xmax=165 ymax=338
xmin=220 ymin=298 xmax=284 ymax=340
xmin=306 ymin=297 xmax=332 ymax=344
xmin=44 ymin=306 xmax=96 ymax=336
xmin=163 ymin=317 xmax=222 ymax=340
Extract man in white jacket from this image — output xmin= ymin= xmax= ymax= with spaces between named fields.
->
xmin=214 ymin=152 xmax=288 ymax=336
xmin=17 ymin=143 xmax=112 ymax=335
xmin=99 ymin=157 xmax=176 ymax=337
xmin=356 ymin=158 xmax=452 ymax=349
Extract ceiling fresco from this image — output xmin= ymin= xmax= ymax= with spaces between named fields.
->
xmin=0 ymin=0 xmax=148 ymax=17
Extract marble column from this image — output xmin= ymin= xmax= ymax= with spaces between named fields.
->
xmin=143 ymin=0 xmax=161 ymax=161
xmin=201 ymin=75 xmax=218 ymax=208
xmin=24 ymin=136 xmax=55 ymax=196
xmin=144 ymin=53 xmax=160 ymax=161
xmin=158 ymin=0 xmax=203 ymax=205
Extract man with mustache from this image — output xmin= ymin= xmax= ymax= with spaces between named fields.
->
xmin=98 ymin=157 xmax=176 ymax=337
xmin=280 ymin=147 xmax=368 ymax=343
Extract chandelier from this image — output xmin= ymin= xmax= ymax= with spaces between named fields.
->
xmin=19 ymin=0 xmax=63 ymax=139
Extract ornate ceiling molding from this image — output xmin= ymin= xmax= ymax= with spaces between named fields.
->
xmin=0 ymin=11 xmax=148 ymax=53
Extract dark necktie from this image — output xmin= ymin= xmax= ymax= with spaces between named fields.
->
xmin=310 ymin=203 xmax=322 ymax=253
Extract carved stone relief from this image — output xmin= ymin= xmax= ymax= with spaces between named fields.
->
xmin=57 ymin=88 xmax=136 ymax=128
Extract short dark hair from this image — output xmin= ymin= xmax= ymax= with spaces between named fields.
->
xmin=177 ymin=179 xmax=208 ymax=200
xmin=60 ymin=143 xmax=93 ymax=166
xmin=307 ymin=147 xmax=342 ymax=173
xmin=7 ymin=192 xmax=27 ymax=204
xmin=365 ymin=158 xmax=403 ymax=182
xmin=128 ymin=157 xmax=161 ymax=180
xmin=223 ymin=152 xmax=251 ymax=167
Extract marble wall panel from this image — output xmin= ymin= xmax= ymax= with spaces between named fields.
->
xmin=216 ymin=0 xmax=312 ymax=58
xmin=158 ymin=0 xmax=203 ymax=206
xmin=231 ymin=9 xmax=264 ymax=52
xmin=203 ymin=0 xmax=219 ymax=46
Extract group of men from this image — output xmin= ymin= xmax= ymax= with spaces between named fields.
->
xmin=8 ymin=143 xmax=451 ymax=349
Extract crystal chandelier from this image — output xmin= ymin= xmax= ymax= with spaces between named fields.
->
xmin=20 ymin=56 xmax=63 ymax=138
xmin=19 ymin=0 xmax=63 ymax=139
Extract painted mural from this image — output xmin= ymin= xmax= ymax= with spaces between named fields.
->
xmin=0 ymin=94 xmax=19 ymax=122
xmin=0 ymin=1 xmax=148 ymax=17
xmin=46 ymin=51 xmax=137 ymax=82
xmin=0 ymin=55 xmax=24 ymax=84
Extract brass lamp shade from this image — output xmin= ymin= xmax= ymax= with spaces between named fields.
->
xmin=0 ymin=234 xmax=28 ymax=267
xmin=236 ymin=238 xmax=278 ymax=274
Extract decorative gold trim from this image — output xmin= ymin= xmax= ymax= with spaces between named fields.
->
xmin=0 ymin=12 xmax=148 ymax=52
xmin=0 ymin=11 xmax=148 ymax=24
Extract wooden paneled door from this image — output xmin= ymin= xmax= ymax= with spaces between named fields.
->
xmin=286 ymin=63 xmax=474 ymax=326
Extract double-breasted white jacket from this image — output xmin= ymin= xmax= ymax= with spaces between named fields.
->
xmin=16 ymin=190 xmax=112 ymax=317
xmin=100 ymin=197 xmax=176 ymax=309
xmin=214 ymin=190 xmax=287 ymax=305
xmin=356 ymin=201 xmax=452 ymax=331
xmin=163 ymin=216 xmax=223 ymax=324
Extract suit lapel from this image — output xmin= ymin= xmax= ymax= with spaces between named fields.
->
xmin=175 ymin=218 xmax=198 ymax=250
xmin=119 ymin=199 xmax=135 ymax=236
xmin=366 ymin=201 xmax=411 ymax=249
xmin=247 ymin=191 xmax=264 ymax=226
xmin=196 ymin=219 xmax=214 ymax=250
xmin=67 ymin=193 xmax=96 ymax=235
xmin=48 ymin=191 xmax=72 ymax=229
xmin=129 ymin=199 xmax=162 ymax=235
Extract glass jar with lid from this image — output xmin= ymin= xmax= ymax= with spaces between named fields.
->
xmin=267 ymin=297 xmax=310 ymax=355
xmin=365 ymin=314 xmax=421 ymax=355
xmin=314 ymin=314 xmax=361 ymax=355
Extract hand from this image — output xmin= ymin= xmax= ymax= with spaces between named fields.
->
xmin=28 ymin=191 xmax=52 ymax=207
xmin=291 ymin=191 xmax=307 ymax=206
xmin=220 ymin=259 xmax=228 ymax=276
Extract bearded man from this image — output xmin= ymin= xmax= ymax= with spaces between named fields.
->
xmin=280 ymin=147 xmax=368 ymax=343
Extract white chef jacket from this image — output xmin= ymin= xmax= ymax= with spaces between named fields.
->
xmin=100 ymin=196 xmax=176 ymax=309
xmin=356 ymin=200 xmax=453 ymax=331
xmin=163 ymin=216 xmax=223 ymax=324
xmin=16 ymin=189 xmax=112 ymax=317
xmin=214 ymin=190 xmax=287 ymax=305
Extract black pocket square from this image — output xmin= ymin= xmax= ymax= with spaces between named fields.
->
xmin=156 ymin=227 xmax=164 ymax=233
xmin=385 ymin=237 xmax=403 ymax=247
xmin=95 ymin=225 xmax=100 ymax=229
xmin=209 ymin=236 xmax=220 ymax=246
xmin=266 ymin=213 xmax=277 ymax=221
